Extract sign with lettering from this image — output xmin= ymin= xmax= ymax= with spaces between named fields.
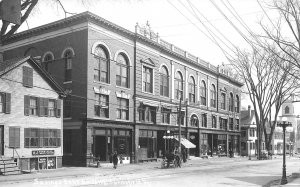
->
xmin=32 ymin=150 xmax=55 ymax=156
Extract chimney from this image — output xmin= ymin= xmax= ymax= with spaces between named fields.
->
xmin=248 ymin=105 xmax=251 ymax=117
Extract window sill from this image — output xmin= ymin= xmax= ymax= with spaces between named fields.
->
xmin=93 ymin=80 xmax=110 ymax=86
xmin=116 ymin=119 xmax=130 ymax=122
xmin=63 ymin=81 xmax=72 ymax=84
xmin=159 ymin=95 xmax=170 ymax=99
xmin=94 ymin=116 xmax=110 ymax=120
xmin=116 ymin=85 xmax=130 ymax=90
xmin=142 ymin=90 xmax=155 ymax=95
xmin=63 ymin=117 xmax=72 ymax=120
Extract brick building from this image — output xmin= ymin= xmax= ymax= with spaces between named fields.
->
xmin=2 ymin=12 xmax=243 ymax=166
xmin=0 ymin=57 xmax=65 ymax=171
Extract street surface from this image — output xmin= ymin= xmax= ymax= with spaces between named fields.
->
xmin=0 ymin=156 xmax=300 ymax=187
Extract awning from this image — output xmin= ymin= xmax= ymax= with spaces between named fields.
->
xmin=174 ymin=138 xmax=196 ymax=149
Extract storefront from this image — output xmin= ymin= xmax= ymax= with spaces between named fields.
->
xmin=92 ymin=128 xmax=132 ymax=163
xmin=20 ymin=150 xmax=62 ymax=171
xmin=200 ymin=133 xmax=228 ymax=156
xmin=137 ymin=130 xmax=157 ymax=161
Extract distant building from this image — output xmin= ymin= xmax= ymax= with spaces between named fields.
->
xmin=240 ymin=106 xmax=259 ymax=156
xmin=3 ymin=12 xmax=243 ymax=166
xmin=0 ymin=57 xmax=65 ymax=171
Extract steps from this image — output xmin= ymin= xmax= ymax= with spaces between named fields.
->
xmin=0 ymin=157 xmax=21 ymax=175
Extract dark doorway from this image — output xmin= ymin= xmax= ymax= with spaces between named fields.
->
xmin=157 ymin=131 xmax=165 ymax=157
xmin=0 ymin=125 xmax=3 ymax=155
xmin=95 ymin=136 xmax=107 ymax=161
xmin=189 ymin=133 xmax=199 ymax=156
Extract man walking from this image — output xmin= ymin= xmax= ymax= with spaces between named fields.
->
xmin=112 ymin=151 xmax=118 ymax=169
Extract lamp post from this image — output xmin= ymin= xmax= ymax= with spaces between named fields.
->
xmin=247 ymin=139 xmax=252 ymax=160
xmin=289 ymin=141 xmax=293 ymax=157
xmin=277 ymin=118 xmax=292 ymax=185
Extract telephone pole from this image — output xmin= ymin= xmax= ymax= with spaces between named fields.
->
xmin=178 ymin=97 xmax=182 ymax=155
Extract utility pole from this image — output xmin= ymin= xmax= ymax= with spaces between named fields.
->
xmin=178 ymin=97 xmax=182 ymax=155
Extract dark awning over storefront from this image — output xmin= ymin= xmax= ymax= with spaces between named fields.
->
xmin=174 ymin=138 xmax=196 ymax=148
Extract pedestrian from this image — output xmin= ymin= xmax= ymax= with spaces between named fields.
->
xmin=112 ymin=151 xmax=118 ymax=169
xmin=182 ymin=148 xmax=187 ymax=163
xmin=229 ymin=149 xmax=233 ymax=158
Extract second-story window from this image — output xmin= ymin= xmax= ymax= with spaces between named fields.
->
xmin=161 ymin=107 xmax=170 ymax=124
xmin=64 ymin=50 xmax=73 ymax=82
xmin=140 ymin=105 xmax=156 ymax=123
xmin=143 ymin=66 xmax=153 ymax=93
xmin=210 ymin=84 xmax=216 ymax=108
xmin=188 ymin=76 xmax=196 ymax=103
xmin=29 ymin=97 xmax=37 ymax=116
xmin=0 ymin=93 xmax=3 ymax=113
xmin=175 ymin=71 xmax=183 ymax=100
xmin=229 ymin=117 xmax=234 ymax=130
xmin=116 ymin=53 xmax=129 ymax=88
xmin=229 ymin=93 xmax=234 ymax=112
xmin=220 ymin=117 xmax=227 ymax=130
xmin=235 ymin=119 xmax=239 ymax=131
xmin=116 ymin=98 xmax=129 ymax=120
xmin=212 ymin=115 xmax=217 ymax=128
xmin=160 ymin=66 xmax=169 ymax=97
xmin=94 ymin=94 xmax=109 ymax=118
xmin=200 ymin=80 xmax=206 ymax=106
xmin=201 ymin=113 xmax=207 ymax=128
xmin=94 ymin=46 xmax=109 ymax=83
xmin=221 ymin=93 xmax=226 ymax=110
xmin=48 ymin=100 xmax=55 ymax=117
xmin=0 ymin=92 xmax=9 ymax=114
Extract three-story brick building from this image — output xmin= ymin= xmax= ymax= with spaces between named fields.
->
xmin=3 ymin=12 xmax=243 ymax=166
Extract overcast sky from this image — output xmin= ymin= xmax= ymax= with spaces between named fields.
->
xmin=18 ymin=0 xmax=275 ymax=68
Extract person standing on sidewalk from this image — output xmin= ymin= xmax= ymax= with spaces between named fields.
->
xmin=113 ymin=151 xmax=118 ymax=169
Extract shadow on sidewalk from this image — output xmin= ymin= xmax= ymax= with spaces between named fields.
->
xmin=229 ymin=175 xmax=281 ymax=186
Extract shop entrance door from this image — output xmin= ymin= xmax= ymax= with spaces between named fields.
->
xmin=0 ymin=125 xmax=3 ymax=155
xmin=95 ymin=136 xmax=107 ymax=161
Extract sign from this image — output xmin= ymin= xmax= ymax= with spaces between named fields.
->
xmin=32 ymin=150 xmax=55 ymax=156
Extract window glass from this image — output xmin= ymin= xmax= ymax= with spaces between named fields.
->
xmin=160 ymin=66 xmax=169 ymax=97
xmin=116 ymin=54 xmax=129 ymax=88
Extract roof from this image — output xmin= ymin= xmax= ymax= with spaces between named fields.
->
xmin=2 ymin=11 xmax=243 ymax=87
xmin=240 ymin=109 xmax=255 ymax=125
xmin=0 ymin=56 xmax=66 ymax=97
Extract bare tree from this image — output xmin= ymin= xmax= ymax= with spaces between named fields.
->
xmin=261 ymin=0 xmax=300 ymax=73
xmin=230 ymin=45 xmax=299 ymax=159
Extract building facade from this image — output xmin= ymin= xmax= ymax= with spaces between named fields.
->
xmin=3 ymin=12 xmax=243 ymax=166
xmin=0 ymin=57 xmax=65 ymax=171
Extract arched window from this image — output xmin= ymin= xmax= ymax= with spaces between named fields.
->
xmin=221 ymin=93 xmax=226 ymax=110
xmin=200 ymin=81 xmax=206 ymax=106
xmin=190 ymin=114 xmax=198 ymax=127
xmin=42 ymin=53 xmax=53 ymax=71
xmin=285 ymin=106 xmax=290 ymax=114
xmin=160 ymin=66 xmax=169 ymax=97
xmin=235 ymin=95 xmax=240 ymax=113
xmin=188 ymin=76 xmax=196 ymax=103
xmin=116 ymin=53 xmax=129 ymax=88
xmin=94 ymin=46 xmax=109 ymax=83
xmin=63 ymin=50 xmax=73 ymax=82
xmin=210 ymin=84 xmax=216 ymax=108
xmin=175 ymin=71 xmax=183 ymax=100
xmin=229 ymin=93 xmax=234 ymax=112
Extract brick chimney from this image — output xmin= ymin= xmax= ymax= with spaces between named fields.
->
xmin=248 ymin=105 xmax=251 ymax=117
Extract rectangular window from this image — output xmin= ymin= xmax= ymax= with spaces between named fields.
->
xmin=9 ymin=127 xmax=20 ymax=148
xmin=160 ymin=74 xmax=169 ymax=97
xmin=143 ymin=66 xmax=153 ymax=93
xmin=200 ymin=87 xmax=206 ymax=106
xmin=23 ymin=66 xmax=33 ymax=87
xmin=161 ymin=107 xmax=171 ymax=124
xmin=175 ymin=79 xmax=183 ymax=100
xmin=179 ymin=111 xmax=185 ymax=126
xmin=65 ymin=57 xmax=72 ymax=82
xmin=212 ymin=115 xmax=217 ymax=128
xmin=235 ymin=119 xmax=239 ymax=131
xmin=94 ymin=94 xmax=109 ymax=118
xmin=29 ymin=97 xmax=37 ymax=116
xmin=229 ymin=118 xmax=234 ymax=130
xmin=139 ymin=105 xmax=156 ymax=123
xmin=116 ymin=98 xmax=129 ymax=120
xmin=221 ymin=93 xmax=226 ymax=110
xmin=116 ymin=64 xmax=128 ymax=88
xmin=219 ymin=118 xmax=227 ymax=130
xmin=0 ymin=92 xmax=9 ymax=113
xmin=201 ymin=114 xmax=207 ymax=128
xmin=25 ymin=128 xmax=61 ymax=148
xmin=48 ymin=100 xmax=55 ymax=117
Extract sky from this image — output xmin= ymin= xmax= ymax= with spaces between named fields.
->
xmin=18 ymin=0 xmax=275 ymax=67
